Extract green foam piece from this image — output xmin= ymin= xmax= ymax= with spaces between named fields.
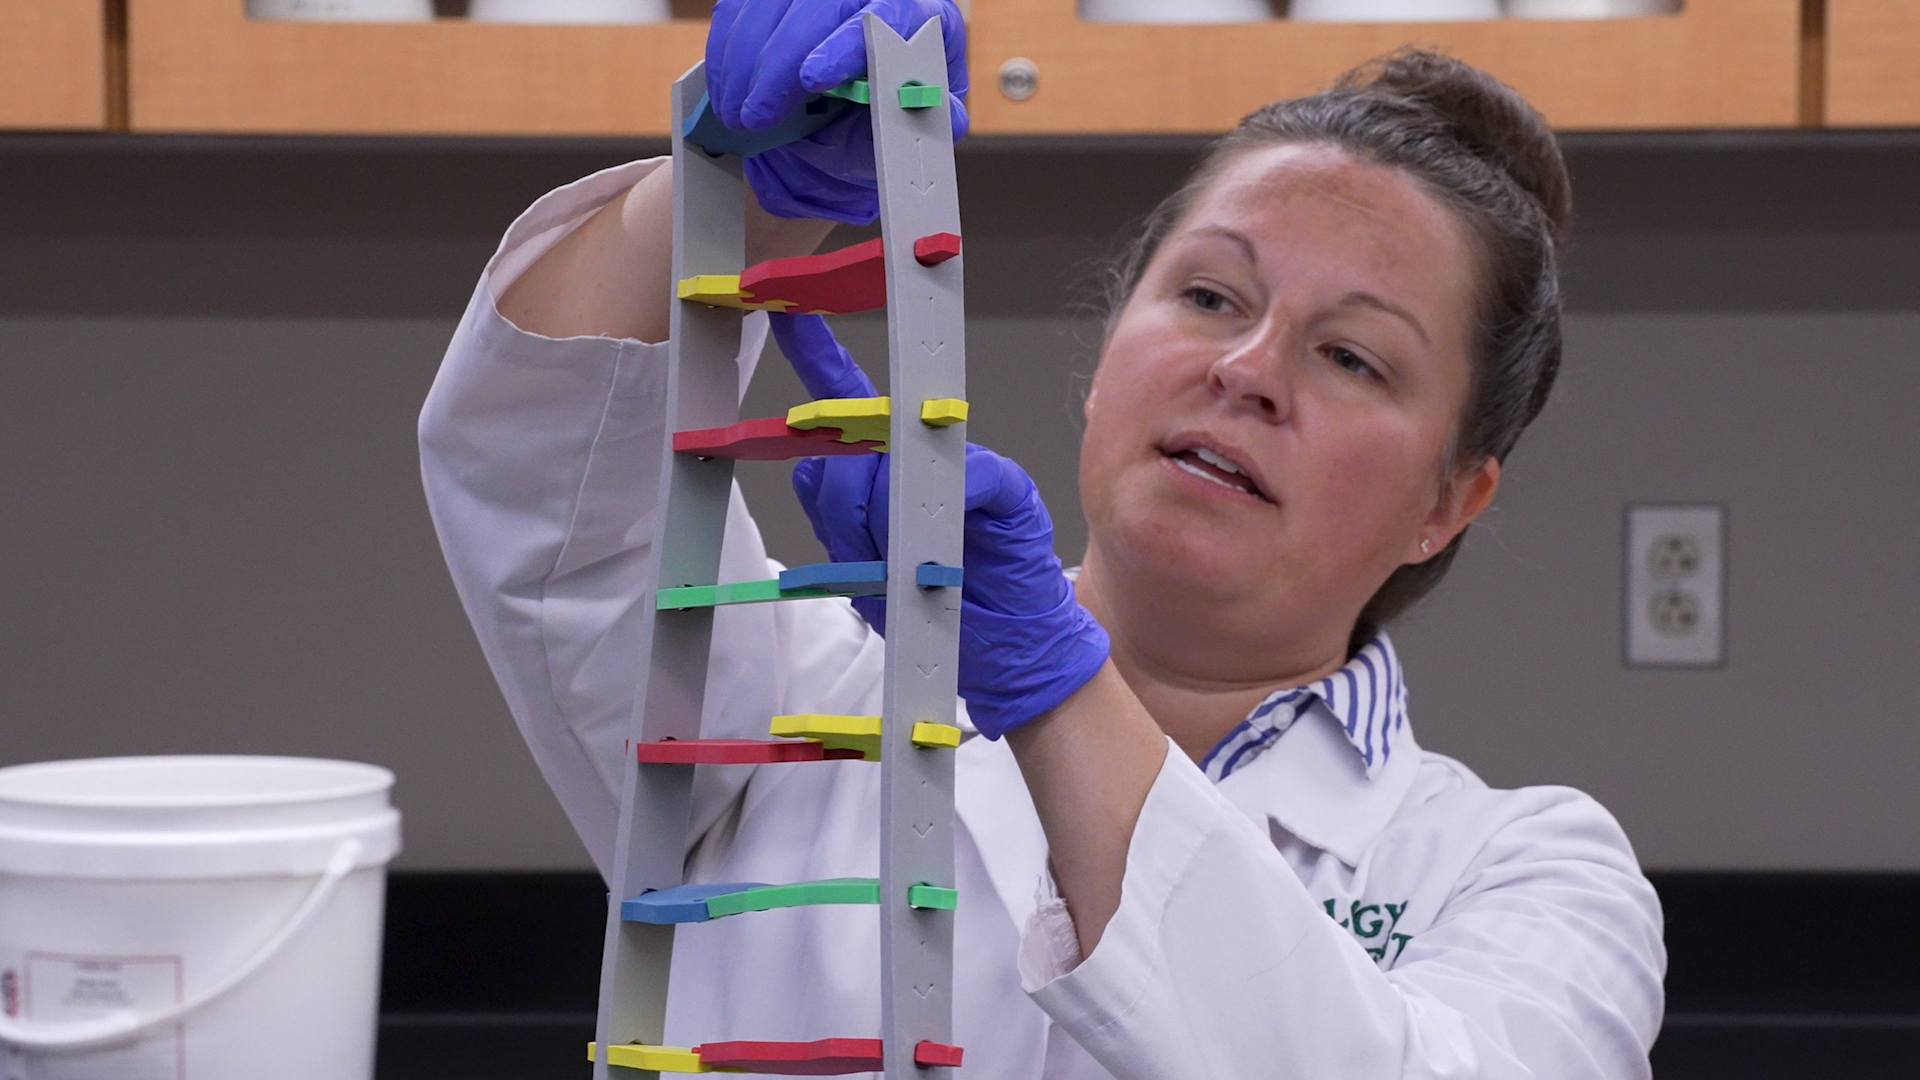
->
xmin=824 ymin=79 xmax=871 ymax=105
xmin=897 ymin=81 xmax=943 ymax=110
xmin=657 ymin=578 xmax=850 ymax=610
xmin=705 ymin=877 xmax=881 ymax=918
xmin=906 ymin=884 xmax=958 ymax=910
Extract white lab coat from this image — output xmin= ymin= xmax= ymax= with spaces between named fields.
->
xmin=419 ymin=156 xmax=1666 ymax=1080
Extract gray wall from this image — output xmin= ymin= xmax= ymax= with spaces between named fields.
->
xmin=1 ymin=133 xmax=1915 ymax=870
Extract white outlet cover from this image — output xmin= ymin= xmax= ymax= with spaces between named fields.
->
xmin=1625 ymin=504 xmax=1725 ymax=667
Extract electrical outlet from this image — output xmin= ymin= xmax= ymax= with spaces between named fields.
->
xmin=1625 ymin=504 xmax=1724 ymax=667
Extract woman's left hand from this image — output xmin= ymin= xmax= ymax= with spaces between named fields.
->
xmin=773 ymin=313 xmax=1109 ymax=738
xmin=706 ymin=0 xmax=970 ymax=224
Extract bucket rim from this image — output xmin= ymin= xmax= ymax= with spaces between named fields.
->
xmin=0 ymin=755 xmax=395 ymax=810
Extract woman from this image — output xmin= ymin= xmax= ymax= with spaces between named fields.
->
xmin=419 ymin=3 xmax=1665 ymax=1075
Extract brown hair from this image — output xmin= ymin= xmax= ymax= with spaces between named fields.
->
xmin=1102 ymin=49 xmax=1572 ymax=654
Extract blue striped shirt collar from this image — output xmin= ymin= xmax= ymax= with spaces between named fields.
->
xmin=1197 ymin=633 xmax=1408 ymax=784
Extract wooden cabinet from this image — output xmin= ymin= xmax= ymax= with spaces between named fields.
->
xmin=127 ymin=0 xmax=705 ymax=135
xmin=1825 ymin=0 xmax=1920 ymax=125
xmin=124 ymin=0 xmax=1808 ymax=136
xmin=1 ymin=0 xmax=108 ymax=130
xmin=966 ymin=0 xmax=1805 ymax=133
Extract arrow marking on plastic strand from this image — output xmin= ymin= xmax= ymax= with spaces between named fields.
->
xmin=914 ymin=982 xmax=934 ymax=998
xmin=911 ymin=138 xmax=934 ymax=194
xmin=919 ymin=295 xmax=944 ymax=354
xmin=916 ymin=661 xmax=938 ymax=677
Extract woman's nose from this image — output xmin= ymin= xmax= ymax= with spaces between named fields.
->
xmin=1206 ymin=321 xmax=1293 ymax=423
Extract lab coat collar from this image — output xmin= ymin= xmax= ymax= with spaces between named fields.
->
xmin=1200 ymin=633 xmax=1410 ymax=784
xmin=1215 ymin=700 xmax=1424 ymax=868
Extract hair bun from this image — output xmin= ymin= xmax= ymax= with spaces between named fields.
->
xmin=1342 ymin=49 xmax=1572 ymax=242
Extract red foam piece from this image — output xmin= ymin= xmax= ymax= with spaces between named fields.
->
xmin=740 ymin=237 xmax=887 ymax=315
xmin=913 ymin=232 xmax=962 ymax=267
xmin=636 ymin=739 xmax=865 ymax=765
xmin=697 ymin=1038 xmax=884 ymax=1075
xmin=913 ymin=1041 xmax=964 ymax=1068
xmin=674 ymin=416 xmax=882 ymax=461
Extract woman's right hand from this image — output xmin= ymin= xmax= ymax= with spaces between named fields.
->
xmin=775 ymin=314 xmax=1111 ymax=739
xmin=706 ymin=0 xmax=970 ymax=224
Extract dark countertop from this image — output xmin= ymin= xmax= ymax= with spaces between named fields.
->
xmin=375 ymin=871 xmax=1920 ymax=1079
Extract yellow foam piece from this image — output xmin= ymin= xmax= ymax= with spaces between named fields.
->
xmin=771 ymin=713 xmax=883 ymax=761
xmin=787 ymin=397 xmax=891 ymax=446
xmin=676 ymin=274 xmax=795 ymax=313
xmin=588 ymin=1041 xmax=712 ymax=1072
xmin=920 ymin=398 xmax=969 ymax=426
xmin=910 ymin=722 xmax=963 ymax=748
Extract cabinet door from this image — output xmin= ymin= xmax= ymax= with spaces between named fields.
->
xmin=129 ymin=0 xmax=705 ymax=136
xmin=1827 ymin=0 xmax=1920 ymax=125
xmin=1 ymin=0 xmax=107 ymax=130
xmin=966 ymin=0 xmax=1803 ymax=134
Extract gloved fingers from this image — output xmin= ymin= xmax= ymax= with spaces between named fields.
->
xmin=714 ymin=0 xmax=799 ymax=127
xmin=861 ymin=450 xmax=892 ymax=557
xmin=955 ymin=444 xmax=1066 ymax=617
xmin=796 ymin=454 xmax=890 ymax=636
xmin=962 ymin=444 xmax=1043 ymax=522
xmin=773 ymin=110 xmax=877 ymax=187
xmin=705 ymin=0 xmax=747 ymax=103
xmin=798 ymin=10 xmax=872 ymax=93
xmin=797 ymin=0 xmax=969 ymax=102
xmin=744 ymin=142 xmax=879 ymax=225
xmin=741 ymin=0 xmax=862 ymax=128
xmin=716 ymin=0 xmax=968 ymax=138
xmin=791 ymin=456 xmax=837 ymax=554
xmin=769 ymin=313 xmax=878 ymax=400
xmin=948 ymin=94 xmax=970 ymax=142
xmin=792 ymin=452 xmax=888 ymax=564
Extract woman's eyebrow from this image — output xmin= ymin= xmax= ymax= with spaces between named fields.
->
xmin=1180 ymin=225 xmax=1260 ymax=266
xmin=1341 ymin=291 xmax=1430 ymax=346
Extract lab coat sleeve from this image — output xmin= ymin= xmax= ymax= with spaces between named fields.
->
xmin=418 ymin=157 xmax=849 ymax=879
xmin=1020 ymin=744 xmax=1664 ymax=1080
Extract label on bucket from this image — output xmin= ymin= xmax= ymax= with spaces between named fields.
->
xmin=2 ymin=952 xmax=183 ymax=1080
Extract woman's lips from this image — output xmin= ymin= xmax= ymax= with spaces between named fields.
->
xmin=1163 ymin=448 xmax=1271 ymax=503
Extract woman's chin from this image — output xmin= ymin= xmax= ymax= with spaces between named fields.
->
xmin=1105 ymin=511 xmax=1280 ymax=600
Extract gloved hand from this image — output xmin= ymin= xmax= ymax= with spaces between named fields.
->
xmin=774 ymin=313 xmax=1111 ymax=738
xmin=706 ymin=0 xmax=970 ymax=224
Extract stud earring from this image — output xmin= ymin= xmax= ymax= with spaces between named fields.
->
xmin=1420 ymin=538 xmax=1433 ymax=555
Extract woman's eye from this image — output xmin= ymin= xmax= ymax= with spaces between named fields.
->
xmin=1185 ymin=287 xmax=1229 ymax=313
xmin=1326 ymin=345 xmax=1380 ymax=380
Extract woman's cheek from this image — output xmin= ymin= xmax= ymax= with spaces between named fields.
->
xmin=1326 ymin=429 xmax=1439 ymax=555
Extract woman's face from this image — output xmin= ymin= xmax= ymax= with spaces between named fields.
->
xmin=1079 ymin=143 xmax=1498 ymax=673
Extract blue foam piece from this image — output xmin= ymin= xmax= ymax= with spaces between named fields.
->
xmin=915 ymin=563 xmax=963 ymax=589
xmin=622 ymin=882 xmax=768 ymax=924
xmin=779 ymin=561 xmax=888 ymax=595
xmin=681 ymin=92 xmax=854 ymax=158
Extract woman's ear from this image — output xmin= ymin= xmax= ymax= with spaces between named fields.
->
xmin=1083 ymin=384 xmax=1099 ymax=421
xmin=1406 ymin=456 xmax=1500 ymax=564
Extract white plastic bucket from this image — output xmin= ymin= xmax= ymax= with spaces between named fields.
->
xmin=0 ymin=756 xmax=401 ymax=1080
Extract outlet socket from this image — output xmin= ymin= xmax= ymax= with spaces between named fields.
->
xmin=1625 ymin=504 xmax=1724 ymax=668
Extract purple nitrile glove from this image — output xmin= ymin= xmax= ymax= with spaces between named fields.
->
xmin=705 ymin=0 xmax=970 ymax=224
xmin=775 ymin=313 xmax=1110 ymax=738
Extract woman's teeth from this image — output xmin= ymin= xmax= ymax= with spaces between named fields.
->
xmin=1193 ymin=447 xmax=1245 ymax=475
xmin=1174 ymin=457 xmax=1241 ymax=490
xmin=1173 ymin=453 xmax=1258 ymax=496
